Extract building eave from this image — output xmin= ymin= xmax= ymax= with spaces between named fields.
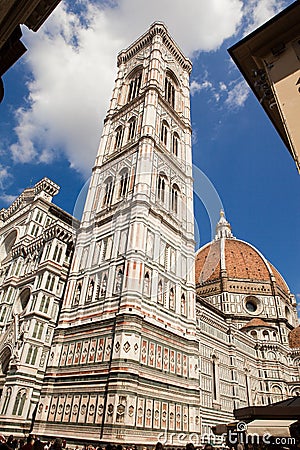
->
xmin=228 ymin=1 xmax=300 ymax=172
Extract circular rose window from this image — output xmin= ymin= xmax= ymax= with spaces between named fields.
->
xmin=244 ymin=296 xmax=260 ymax=313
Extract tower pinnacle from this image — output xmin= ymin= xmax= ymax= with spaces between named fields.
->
xmin=215 ymin=209 xmax=234 ymax=239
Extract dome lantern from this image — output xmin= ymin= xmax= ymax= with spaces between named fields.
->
xmin=215 ymin=210 xmax=234 ymax=240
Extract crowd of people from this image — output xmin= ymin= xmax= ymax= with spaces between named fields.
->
xmin=0 ymin=436 xmax=216 ymax=450
xmin=0 ymin=436 xmax=67 ymax=450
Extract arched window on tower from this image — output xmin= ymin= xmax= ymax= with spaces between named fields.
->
xmin=102 ymin=177 xmax=114 ymax=207
xmin=128 ymin=71 xmax=142 ymax=102
xmin=118 ymin=170 xmax=129 ymax=199
xmin=169 ymin=287 xmax=175 ymax=311
xmin=14 ymin=258 xmax=23 ymax=277
xmin=157 ymin=174 xmax=167 ymax=204
xmin=160 ymin=120 xmax=169 ymax=147
xmin=1 ymin=387 xmax=11 ymax=415
xmin=53 ymin=245 xmax=63 ymax=263
xmin=143 ymin=271 xmax=151 ymax=297
xmin=114 ymin=126 xmax=124 ymax=150
xmin=181 ymin=293 xmax=186 ymax=316
xmin=128 ymin=117 xmax=137 ymax=141
xmin=171 ymin=184 xmax=180 ymax=214
xmin=1 ymin=346 xmax=10 ymax=370
xmin=165 ymin=76 xmax=175 ymax=108
xmin=100 ymin=273 xmax=108 ymax=297
xmin=115 ymin=267 xmax=124 ymax=294
xmin=45 ymin=275 xmax=50 ymax=290
xmin=74 ymin=282 xmax=82 ymax=305
xmin=172 ymin=132 xmax=179 ymax=157
xmin=50 ymin=276 xmax=55 ymax=292
xmin=53 ymin=245 xmax=59 ymax=261
xmin=40 ymin=295 xmax=50 ymax=314
xmin=158 ymin=280 xmax=163 ymax=305
xmin=12 ymin=389 xmax=26 ymax=416
xmin=87 ymin=279 xmax=94 ymax=303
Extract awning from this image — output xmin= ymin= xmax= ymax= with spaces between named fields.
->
xmin=212 ymin=423 xmax=238 ymax=435
xmin=246 ymin=419 xmax=296 ymax=437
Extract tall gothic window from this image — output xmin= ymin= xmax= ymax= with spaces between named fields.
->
xmin=171 ymin=184 xmax=179 ymax=214
xmin=118 ymin=170 xmax=129 ymax=198
xmin=115 ymin=126 xmax=124 ymax=150
xmin=45 ymin=274 xmax=55 ymax=292
xmin=40 ymin=295 xmax=50 ymax=314
xmin=172 ymin=132 xmax=179 ymax=156
xmin=74 ymin=282 xmax=82 ymax=305
xmin=157 ymin=174 xmax=166 ymax=203
xmin=160 ymin=120 xmax=169 ymax=146
xmin=128 ymin=117 xmax=137 ymax=141
xmin=165 ymin=77 xmax=175 ymax=108
xmin=53 ymin=245 xmax=59 ymax=261
xmin=53 ymin=245 xmax=63 ymax=263
xmin=87 ymin=279 xmax=94 ymax=302
xmin=115 ymin=267 xmax=124 ymax=294
xmin=15 ymin=258 xmax=23 ymax=276
xmin=143 ymin=271 xmax=151 ymax=297
xmin=158 ymin=280 xmax=163 ymax=304
xmin=212 ymin=356 xmax=217 ymax=401
xmin=100 ymin=273 xmax=108 ymax=297
xmin=12 ymin=389 xmax=26 ymax=416
xmin=169 ymin=287 xmax=175 ymax=310
xmin=1 ymin=387 xmax=11 ymax=415
xmin=181 ymin=293 xmax=186 ymax=316
xmin=102 ymin=177 xmax=114 ymax=207
xmin=128 ymin=71 xmax=142 ymax=102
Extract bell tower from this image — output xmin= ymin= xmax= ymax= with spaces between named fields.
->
xmin=34 ymin=22 xmax=200 ymax=444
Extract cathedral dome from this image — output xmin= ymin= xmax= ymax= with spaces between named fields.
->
xmin=241 ymin=318 xmax=273 ymax=329
xmin=195 ymin=211 xmax=290 ymax=297
xmin=288 ymin=325 xmax=300 ymax=348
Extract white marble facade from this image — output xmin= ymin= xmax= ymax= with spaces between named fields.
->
xmin=0 ymin=22 xmax=299 ymax=446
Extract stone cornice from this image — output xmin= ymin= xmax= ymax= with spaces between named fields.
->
xmin=117 ymin=22 xmax=192 ymax=73
xmin=11 ymin=221 xmax=76 ymax=258
xmin=0 ymin=177 xmax=60 ymax=222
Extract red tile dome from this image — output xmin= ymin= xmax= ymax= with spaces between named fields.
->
xmin=288 ymin=325 xmax=300 ymax=348
xmin=195 ymin=211 xmax=290 ymax=296
xmin=241 ymin=318 xmax=272 ymax=329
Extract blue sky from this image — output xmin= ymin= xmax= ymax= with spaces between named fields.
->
xmin=0 ymin=0 xmax=299 ymax=314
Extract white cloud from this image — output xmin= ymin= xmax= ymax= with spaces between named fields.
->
xmin=191 ymin=78 xmax=229 ymax=103
xmin=0 ymin=164 xmax=15 ymax=207
xmin=11 ymin=0 xmax=244 ymax=176
xmin=11 ymin=0 xmax=289 ymax=175
xmin=243 ymin=0 xmax=286 ymax=36
xmin=0 ymin=194 xmax=17 ymax=206
xmin=219 ymin=82 xmax=227 ymax=91
xmin=0 ymin=165 xmax=12 ymax=190
xmin=225 ymin=79 xmax=250 ymax=109
xmin=105 ymin=0 xmax=244 ymax=56
xmin=190 ymin=80 xmax=213 ymax=96
xmin=11 ymin=3 xmax=122 ymax=176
